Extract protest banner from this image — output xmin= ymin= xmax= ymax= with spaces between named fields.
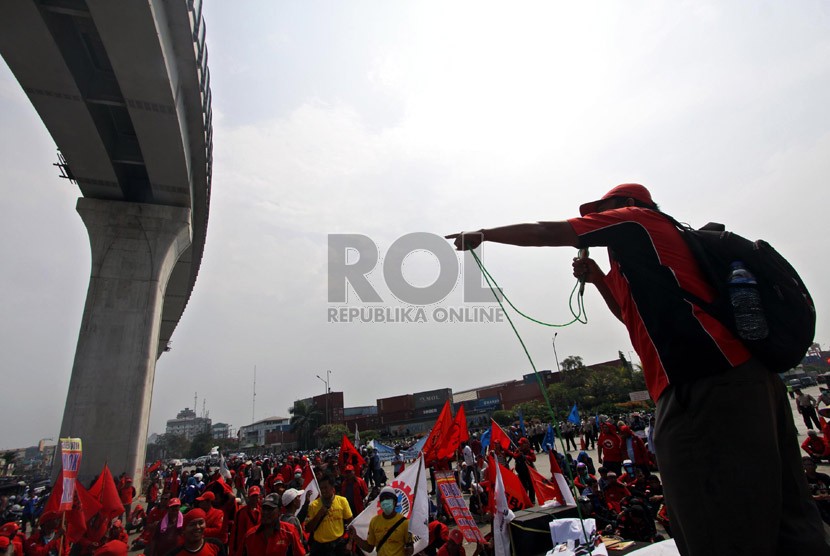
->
xmin=434 ymin=470 xmax=485 ymax=543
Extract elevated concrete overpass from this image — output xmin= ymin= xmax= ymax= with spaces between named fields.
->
xmin=0 ymin=0 xmax=213 ymax=484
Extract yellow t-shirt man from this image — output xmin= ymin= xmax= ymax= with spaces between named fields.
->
xmin=305 ymin=494 xmax=353 ymax=543
xmin=367 ymin=513 xmax=411 ymax=556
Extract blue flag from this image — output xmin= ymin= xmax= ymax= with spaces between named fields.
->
xmin=567 ymin=404 xmax=580 ymax=425
xmin=480 ymin=428 xmax=491 ymax=451
xmin=518 ymin=408 xmax=527 ymax=437
xmin=542 ymin=424 xmax=555 ymax=451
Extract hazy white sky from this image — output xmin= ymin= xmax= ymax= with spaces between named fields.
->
xmin=1 ymin=1 xmax=829 ymax=449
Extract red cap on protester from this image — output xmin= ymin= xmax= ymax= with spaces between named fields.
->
xmin=183 ymin=509 xmax=207 ymax=527
xmin=195 ymin=491 xmax=215 ymax=502
xmin=449 ymin=529 xmax=464 ymax=544
xmin=168 ymin=498 xmax=182 ymax=507
xmin=94 ymin=540 xmax=128 ymax=556
xmin=248 ymin=486 xmax=261 ymax=496
xmin=0 ymin=522 xmax=20 ymax=536
xmin=344 ymin=465 xmax=355 ymax=472
xmin=40 ymin=511 xmax=61 ymax=524
xmin=579 ymin=183 xmax=655 ymax=216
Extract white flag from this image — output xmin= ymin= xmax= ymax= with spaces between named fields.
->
xmin=350 ymin=454 xmax=429 ymax=555
xmin=297 ymin=464 xmax=320 ymax=515
xmin=219 ymin=453 xmax=232 ymax=480
xmin=355 ymin=424 xmax=361 ymax=450
xmin=493 ymin=457 xmax=515 ymax=556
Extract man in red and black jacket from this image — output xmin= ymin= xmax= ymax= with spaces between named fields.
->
xmin=447 ymin=183 xmax=829 ymax=555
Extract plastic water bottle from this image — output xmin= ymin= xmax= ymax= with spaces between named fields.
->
xmin=728 ymin=261 xmax=769 ymax=340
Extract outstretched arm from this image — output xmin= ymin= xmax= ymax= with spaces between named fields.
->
xmin=445 ymin=221 xmax=579 ymax=250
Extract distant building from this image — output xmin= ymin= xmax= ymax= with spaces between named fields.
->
xmin=212 ymin=422 xmax=230 ymax=439
xmin=166 ymin=407 xmax=211 ymax=441
xmin=238 ymin=416 xmax=292 ymax=448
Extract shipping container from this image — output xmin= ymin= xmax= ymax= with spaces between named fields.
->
xmin=472 ymin=396 xmax=501 ymax=412
xmin=413 ymin=388 xmax=452 ymax=409
xmin=523 ymin=370 xmax=553 ymax=385
xmin=378 ymin=394 xmax=414 ymax=414
xmin=380 ymin=410 xmax=414 ymax=425
xmin=413 ymin=405 xmax=442 ymax=419
xmin=313 ymin=391 xmax=344 ymax=410
xmin=501 ymin=383 xmax=543 ymax=406
xmin=477 ymin=380 xmax=519 ymax=401
xmin=344 ymin=414 xmax=379 ymax=431
xmin=344 ymin=405 xmax=378 ymax=417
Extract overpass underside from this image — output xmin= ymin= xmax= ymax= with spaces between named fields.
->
xmin=0 ymin=0 xmax=212 ymax=484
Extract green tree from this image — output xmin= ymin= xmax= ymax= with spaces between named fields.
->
xmin=188 ymin=432 xmax=214 ymax=459
xmin=214 ymin=437 xmax=240 ymax=453
xmin=156 ymin=434 xmax=190 ymax=459
xmin=356 ymin=429 xmax=381 ymax=444
xmin=561 ymin=355 xmax=586 ymax=372
xmin=316 ymin=424 xmax=348 ymax=449
xmin=512 ymin=400 xmax=548 ymax=421
xmin=492 ymin=410 xmax=514 ymax=426
xmin=290 ymin=400 xmax=323 ymax=450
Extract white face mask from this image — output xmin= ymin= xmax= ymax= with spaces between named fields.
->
xmin=294 ymin=473 xmax=302 ymax=479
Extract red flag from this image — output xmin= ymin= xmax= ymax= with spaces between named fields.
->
xmin=40 ymin=470 xmax=63 ymax=520
xmin=207 ymin=476 xmax=235 ymax=497
xmin=39 ymin=470 xmax=103 ymax=542
xmin=89 ymin=464 xmax=124 ymax=521
xmin=489 ymin=419 xmax=512 ymax=452
xmin=541 ymin=454 xmax=576 ymax=507
xmin=144 ymin=460 xmax=162 ymax=477
xmin=528 ymin=465 xmax=567 ymax=507
xmin=338 ymin=434 xmax=366 ymax=469
xmin=437 ymin=405 xmax=469 ymax=460
xmin=300 ymin=463 xmax=320 ymax=508
xmin=66 ymin=481 xmax=103 ymax=542
xmin=484 ymin=455 xmax=531 ymax=511
xmin=422 ymin=400 xmax=453 ymax=465
xmin=457 ymin=405 xmax=470 ymax=445
xmin=168 ymin=468 xmax=180 ymax=497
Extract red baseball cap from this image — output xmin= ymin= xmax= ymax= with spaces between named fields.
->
xmin=579 ymin=183 xmax=654 ymax=216
xmin=449 ymin=529 xmax=464 ymax=544
xmin=195 ymin=491 xmax=215 ymax=502
xmin=0 ymin=522 xmax=20 ymax=536
xmin=248 ymin=486 xmax=261 ymax=496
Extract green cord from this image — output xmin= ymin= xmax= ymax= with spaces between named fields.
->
xmin=466 ymin=244 xmax=595 ymax=551
xmin=468 ymin=248 xmax=587 ymax=326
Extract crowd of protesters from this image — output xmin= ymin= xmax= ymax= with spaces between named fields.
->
xmin=3 ymin=397 xmax=830 ymax=556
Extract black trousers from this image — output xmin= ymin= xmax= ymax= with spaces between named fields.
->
xmin=655 ymin=359 xmax=830 ymax=556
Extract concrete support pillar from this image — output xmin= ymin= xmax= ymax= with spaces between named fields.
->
xmin=59 ymin=198 xmax=191 ymax=485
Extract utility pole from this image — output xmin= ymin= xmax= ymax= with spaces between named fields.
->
xmin=552 ymin=333 xmax=562 ymax=373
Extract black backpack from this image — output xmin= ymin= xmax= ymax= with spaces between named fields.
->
xmin=663 ymin=214 xmax=816 ymax=374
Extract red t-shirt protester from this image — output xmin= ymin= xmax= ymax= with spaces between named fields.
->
xmin=597 ymin=422 xmax=625 ymax=474
xmin=229 ymin=487 xmax=261 ymax=556
xmin=165 ymin=509 xmax=226 ymax=556
xmin=243 ymin=493 xmax=305 ymax=556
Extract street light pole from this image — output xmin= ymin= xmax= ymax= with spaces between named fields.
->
xmin=316 ymin=371 xmax=331 ymax=425
xmin=552 ymin=333 xmax=561 ymax=373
